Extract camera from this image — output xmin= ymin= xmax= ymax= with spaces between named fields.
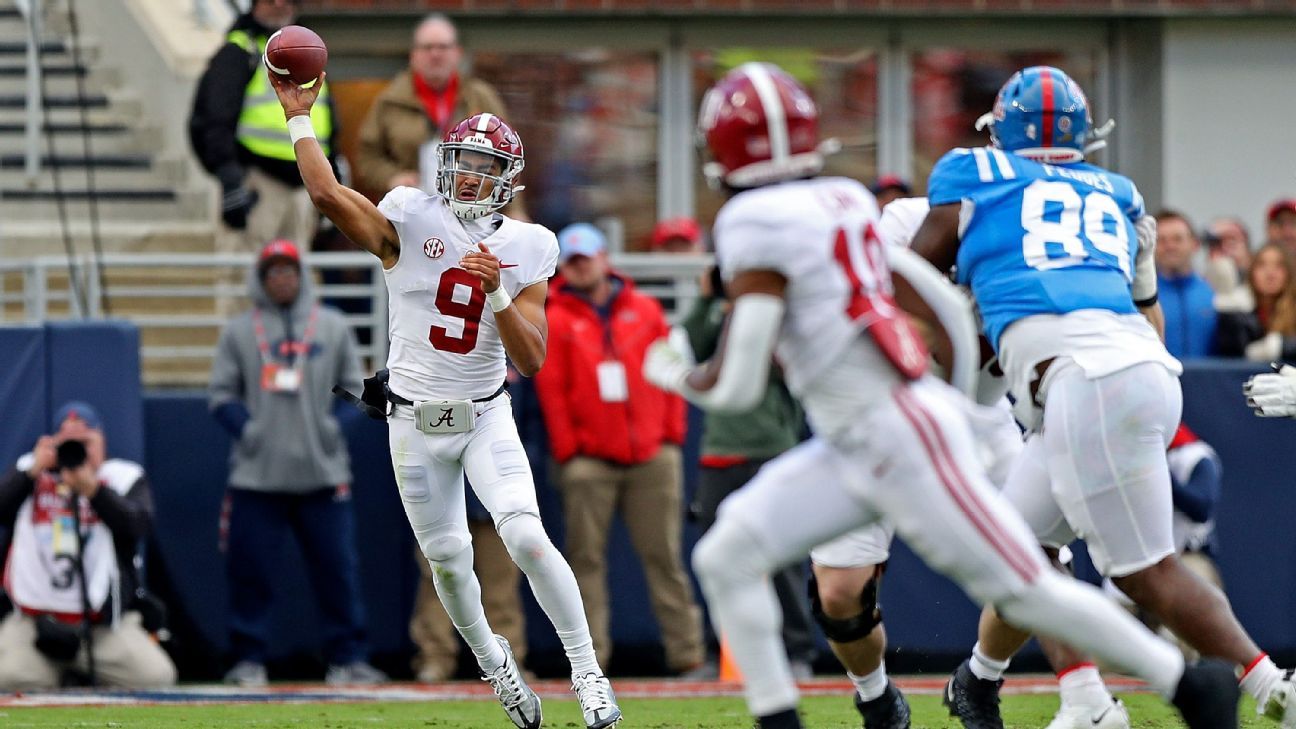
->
xmin=55 ymin=440 xmax=88 ymax=471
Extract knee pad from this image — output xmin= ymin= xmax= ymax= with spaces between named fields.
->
xmin=807 ymin=563 xmax=886 ymax=643
xmin=419 ymin=528 xmax=471 ymax=564
xmin=496 ymin=512 xmax=553 ymax=568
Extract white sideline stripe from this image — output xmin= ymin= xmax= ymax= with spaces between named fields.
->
xmin=0 ymin=676 xmax=1153 ymax=707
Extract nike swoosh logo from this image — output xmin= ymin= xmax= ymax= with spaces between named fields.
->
xmin=1091 ymin=705 xmax=1112 ymax=725
xmin=500 ymin=263 xmax=519 ymax=268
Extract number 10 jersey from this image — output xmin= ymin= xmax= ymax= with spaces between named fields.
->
xmin=928 ymin=146 xmax=1146 ymax=351
xmin=379 ymin=187 xmax=559 ymax=401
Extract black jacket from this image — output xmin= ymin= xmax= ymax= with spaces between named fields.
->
xmin=188 ymin=13 xmax=339 ymax=189
xmin=1215 ymin=309 xmax=1296 ymax=360
xmin=0 ymin=465 xmax=155 ymax=617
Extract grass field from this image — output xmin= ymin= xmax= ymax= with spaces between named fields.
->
xmin=0 ymin=693 xmax=1273 ymax=728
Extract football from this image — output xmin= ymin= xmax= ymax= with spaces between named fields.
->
xmin=264 ymin=25 xmax=327 ymax=86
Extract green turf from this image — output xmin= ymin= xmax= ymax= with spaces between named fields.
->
xmin=0 ymin=694 xmax=1273 ymax=727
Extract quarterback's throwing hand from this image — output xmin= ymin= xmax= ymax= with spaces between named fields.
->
xmin=268 ymin=69 xmax=323 ymax=119
xmin=461 ymin=242 xmax=502 ymax=292
xmin=1244 ymin=364 xmax=1296 ymax=417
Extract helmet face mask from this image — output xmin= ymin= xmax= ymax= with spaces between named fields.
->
xmin=435 ymin=113 xmax=526 ymax=220
xmin=983 ymin=66 xmax=1092 ymax=164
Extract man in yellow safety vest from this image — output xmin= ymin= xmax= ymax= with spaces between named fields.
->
xmin=189 ymin=0 xmax=338 ymax=253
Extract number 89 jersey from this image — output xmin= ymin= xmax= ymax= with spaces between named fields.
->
xmin=928 ymin=147 xmax=1146 ymax=350
xmin=379 ymin=187 xmax=559 ymax=401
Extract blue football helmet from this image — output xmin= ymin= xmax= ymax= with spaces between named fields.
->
xmin=976 ymin=66 xmax=1094 ymax=163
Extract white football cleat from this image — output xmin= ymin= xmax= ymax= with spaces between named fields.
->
xmin=1045 ymin=698 xmax=1130 ymax=729
xmin=572 ymin=671 xmax=622 ymax=728
xmin=1261 ymin=670 xmax=1296 ymax=728
xmin=481 ymin=635 xmax=542 ymax=729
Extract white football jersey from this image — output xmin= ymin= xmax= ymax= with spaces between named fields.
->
xmin=714 ymin=177 xmax=920 ymax=406
xmin=379 ymin=188 xmax=558 ymax=401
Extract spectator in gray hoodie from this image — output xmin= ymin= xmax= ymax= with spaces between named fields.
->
xmin=208 ymin=239 xmax=385 ymax=686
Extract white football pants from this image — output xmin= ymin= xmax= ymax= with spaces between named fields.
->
xmin=693 ymin=377 xmax=1185 ymax=717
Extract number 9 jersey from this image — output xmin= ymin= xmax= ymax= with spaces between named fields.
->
xmin=928 ymin=146 xmax=1145 ymax=351
xmin=378 ymin=187 xmax=559 ymax=401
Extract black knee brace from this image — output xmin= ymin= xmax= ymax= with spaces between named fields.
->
xmin=807 ymin=563 xmax=886 ymax=643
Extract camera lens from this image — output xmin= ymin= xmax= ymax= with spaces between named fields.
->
xmin=55 ymin=440 xmax=87 ymax=470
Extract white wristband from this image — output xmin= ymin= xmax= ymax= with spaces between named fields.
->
xmin=287 ymin=114 xmax=315 ymax=144
xmin=486 ymin=286 xmax=512 ymax=312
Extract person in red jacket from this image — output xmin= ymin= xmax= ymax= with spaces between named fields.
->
xmin=535 ymin=223 xmax=704 ymax=674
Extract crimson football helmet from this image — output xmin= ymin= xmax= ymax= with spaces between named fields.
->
xmin=435 ymin=113 xmax=526 ymax=220
xmin=698 ymin=62 xmax=838 ymax=189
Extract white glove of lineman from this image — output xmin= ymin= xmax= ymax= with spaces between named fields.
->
xmin=1244 ymin=364 xmax=1296 ymax=417
xmin=1134 ymin=214 xmax=1157 ymax=253
xmin=1244 ymin=332 xmax=1283 ymax=363
xmin=643 ymin=327 xmax=695 ymax=393
xmin=1131 ymin=214 xmax=1158 ymax=303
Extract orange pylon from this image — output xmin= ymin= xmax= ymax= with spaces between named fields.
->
xmin=718 ymin=635 xmax=742 ymax=682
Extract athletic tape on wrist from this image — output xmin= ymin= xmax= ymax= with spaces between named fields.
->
xmin=287 ymin=115 xmax=315 ymax=144
xmin=486 ymin=287 xmax=512 ymax=312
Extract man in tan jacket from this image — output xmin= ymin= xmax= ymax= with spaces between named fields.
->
xmin=357 ymin=14 xmax=528 ymax=683
xmin=356 ymin=13 xmax=520 ymax=214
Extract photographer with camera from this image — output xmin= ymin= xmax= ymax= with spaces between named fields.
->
xmin=0 ymin=402 xmax=176 ymax=690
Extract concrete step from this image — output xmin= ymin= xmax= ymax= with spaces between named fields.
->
xmin=0 ymin=122 xmax=158 ymax=156
xmin=0 ymin=62 xmax=87 ymax=77
xmin=0 ymin=94 xmax=141 ymax=126
xmin=0 ymin=220 xmax=216 ymax=258
xmin=0 ymin=41 xmax=67 ymax=56
xmin=0 ymin=155 xmax=188 ymax=186
xmin=0 ymin=64 xmax=119 ymax=95
xmin=0 ymin=187 xmax=207 ymax=222
xmin=0 ymin=92 xmax=109 ymax=109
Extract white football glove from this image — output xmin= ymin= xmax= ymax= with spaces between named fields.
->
xmin=1131 ymin=215 xmax=1158 ymax=304
xmin=643 ymin=328 xmax=695 ymax=393
xmin=1244 ymin=364 xmax=1296 ymax=417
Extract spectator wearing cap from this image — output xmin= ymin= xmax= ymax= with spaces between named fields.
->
xmin=1155 ymin=209 xmax=1217 ymax=358
xmin=1267 ymin=199 xmax=1296 ymax=256
xmin=1204 ymin=216 xmax=1254 ymax=313
xmin=650 ymin=217 xmax=703 ymax=254
xmin=870 ymin=175 xmax=912 ymax=208
xmin=534 ymin=223 xmax=704 ymax=674
xmin=1215 ymin=242 xmax=1296 ymax=362
xmin=0 ymin=402 xmax=176 ymax=689
xmin=208 ymin=240 xmax=385 ymax=687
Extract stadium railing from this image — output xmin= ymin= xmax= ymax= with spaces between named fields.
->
xmin=0 ymin=251 xmax=713 ymax=385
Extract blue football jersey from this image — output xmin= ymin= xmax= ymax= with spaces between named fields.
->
xmin=928 ymin=146 xmax=1145 ymax=349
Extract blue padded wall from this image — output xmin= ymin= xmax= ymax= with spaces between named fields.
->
xmin=46 ymin=320 xmax=144 ymax=463
xmin=0 ymin=325 xmax=47 ymax=471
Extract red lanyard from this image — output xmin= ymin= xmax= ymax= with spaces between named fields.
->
xmin=252 ymin=304 xmax=318 ymax=378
